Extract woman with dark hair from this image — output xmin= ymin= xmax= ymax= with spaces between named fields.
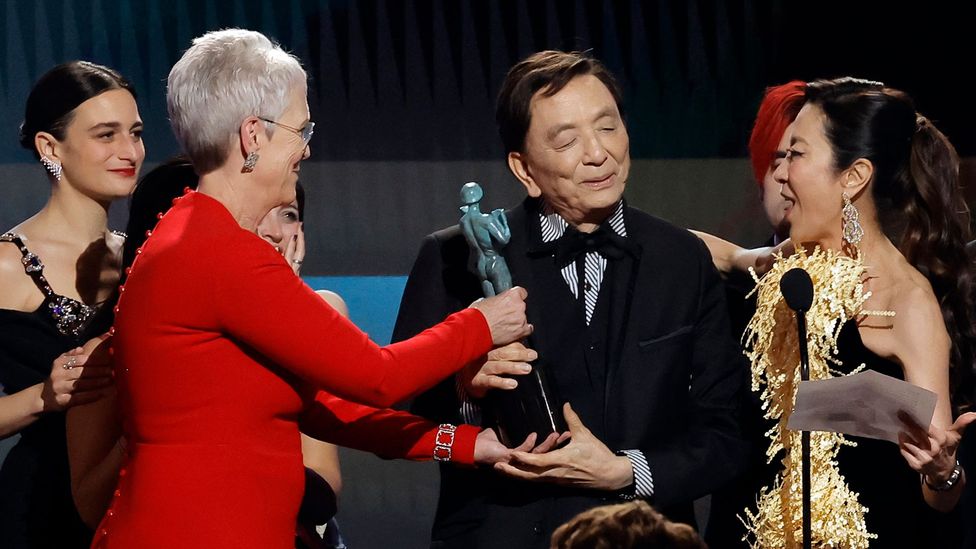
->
xmin=0 ymin=61 xmax=144 ymax=548
xmin=706 ymin=78 xmax=975 ymax=547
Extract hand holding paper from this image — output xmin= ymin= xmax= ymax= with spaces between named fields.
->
xmin=787 ymin=370 xmax=937 ymax=443
xmin=898 ymin=410 xmax=976 ymax=485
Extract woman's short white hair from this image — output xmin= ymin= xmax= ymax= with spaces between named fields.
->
xmin=167 ymin=29 xmax=306 ymax=174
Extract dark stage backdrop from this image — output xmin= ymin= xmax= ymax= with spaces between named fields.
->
xmin=2 ymin=1 xmax=975 ymax=548
xmin=2 ymin=0 xmax=975 ymax=274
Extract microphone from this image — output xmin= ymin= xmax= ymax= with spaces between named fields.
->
xmin=780 ymin=267 xmax=813 ymax=379
xmin=781 ymin=268 xmax=814 ymax=312
xmin=780 ymin=267 xmax=814 ymax=549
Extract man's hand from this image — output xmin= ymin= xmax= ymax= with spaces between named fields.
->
xmin=493 ymin=403 xmax=632 ymax=491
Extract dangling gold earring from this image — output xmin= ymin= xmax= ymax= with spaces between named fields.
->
xmin=842 ymin=192 xmax=863 ymax=247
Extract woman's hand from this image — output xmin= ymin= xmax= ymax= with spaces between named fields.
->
xmin=460 ymin=342 xmax=537 ymax=399
xmin=473 ymin=428 xmax=563 ymax=466
xmin=753 ymin=238 xmax=794 ymax=275
xmin=41 ymin=343 xmax=113 ymax=412
xmin=690 ymin=230 xmax=793 ymax=279
xmin=899 ymin=411 xmax=975 ymax=486
xmin=282 ymin=224 xmax=306 ymax=275
xmin=468 ymin=287 xmax=532 ymax=346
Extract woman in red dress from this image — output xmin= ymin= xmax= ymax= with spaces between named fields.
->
xmin=88 ymin=29 xmax=531 ymax=548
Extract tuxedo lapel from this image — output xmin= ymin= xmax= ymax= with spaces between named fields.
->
xmin=603 ymin=208 xmax=670 ymax=424
xmin=602 ymin=211 xmax=643 ymax=416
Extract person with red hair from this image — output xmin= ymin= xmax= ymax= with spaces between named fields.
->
xmin=748 ymin=80 xmax=806 ymax=244
xmin=704 ymin=81 xmax=806 ymax=548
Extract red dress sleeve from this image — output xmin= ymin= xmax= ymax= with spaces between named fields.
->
xmin=212 ymin=231 xmax=492 ymax=408
xmin=300 ymin=390 xmax=479 ymax=465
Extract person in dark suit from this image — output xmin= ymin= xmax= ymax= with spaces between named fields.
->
xmin=393 ymin=50 xmax=747 ymax=549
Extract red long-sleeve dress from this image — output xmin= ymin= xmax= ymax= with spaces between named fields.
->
xmin=92 ymin=191 xmax=489 ymax=548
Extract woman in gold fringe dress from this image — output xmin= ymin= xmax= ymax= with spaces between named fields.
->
xmin=702 ymin=77 xmax=976 ymax=548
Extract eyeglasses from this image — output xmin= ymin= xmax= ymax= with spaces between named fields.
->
xmin=258 ymin=117 xmax=315 ymax=146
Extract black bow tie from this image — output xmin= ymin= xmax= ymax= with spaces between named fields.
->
xmin=543 ymin=225 xmax=636 ymax=267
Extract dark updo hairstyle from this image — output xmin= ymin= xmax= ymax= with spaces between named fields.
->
xmin=805 ymin=77 xmax=975 ymax=411
xmin=122 ymin=157 xmax=198 ymax=272
xmin=19 ymin=61 xmax=135 ymax=159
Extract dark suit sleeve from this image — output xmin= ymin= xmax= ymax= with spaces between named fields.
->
xmin=641 ymin=237 xmax=749 ymax=507
xmin=393 ymin=232 xmax=479 ymax=424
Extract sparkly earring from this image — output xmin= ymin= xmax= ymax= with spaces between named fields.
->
xmin=241 ymin=152 xmax=259 ymax=173
xmin=40 ymin=156 xmax=62 ymax=181
xmin=842 ymin=192 xmax=863 ymax=246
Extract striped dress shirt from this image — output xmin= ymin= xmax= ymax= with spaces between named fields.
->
xmin=458 ymin=200 xmax=654 ymax=499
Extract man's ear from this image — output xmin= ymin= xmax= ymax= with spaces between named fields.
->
xmin=508 ymin=151 xmax=541 ymax=198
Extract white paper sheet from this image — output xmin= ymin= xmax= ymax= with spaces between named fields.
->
xmin=787 ymin=370 xmax=937 ymax=443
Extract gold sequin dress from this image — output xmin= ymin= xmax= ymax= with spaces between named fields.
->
xmin=740 ymin=248 xmax=940 ymax=548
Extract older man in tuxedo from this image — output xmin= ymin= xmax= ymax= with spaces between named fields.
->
xmin=393 ymin=50 xmax=747 ymax=549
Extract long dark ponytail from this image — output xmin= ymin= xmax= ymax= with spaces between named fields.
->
xmin=806 ymin=77 xmax=975 ymax=411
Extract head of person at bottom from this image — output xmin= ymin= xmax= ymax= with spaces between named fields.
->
xmin=550 ymin=500 xmax=707 ymax=549
xmin=496 ymin=50 xmax=629 ymax=233
xmin=166 ymin=28 xmax=313 ymax=230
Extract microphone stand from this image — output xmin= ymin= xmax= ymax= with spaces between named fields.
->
xmin=796 ymin=306 xmax=811 ymax=549
xmin=781 ymin=267 xmax=813 ymax=549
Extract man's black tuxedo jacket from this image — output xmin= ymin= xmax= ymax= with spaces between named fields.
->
xmin=393 ymin=198 xmax=747 ymax=548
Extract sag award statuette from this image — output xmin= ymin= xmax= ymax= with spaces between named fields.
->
xmin=459 ymin=182 xmax=566 ymax=447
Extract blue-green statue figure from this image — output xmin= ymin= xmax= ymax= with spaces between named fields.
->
xmin=459 ymin=182 xmax=511 ymax=297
